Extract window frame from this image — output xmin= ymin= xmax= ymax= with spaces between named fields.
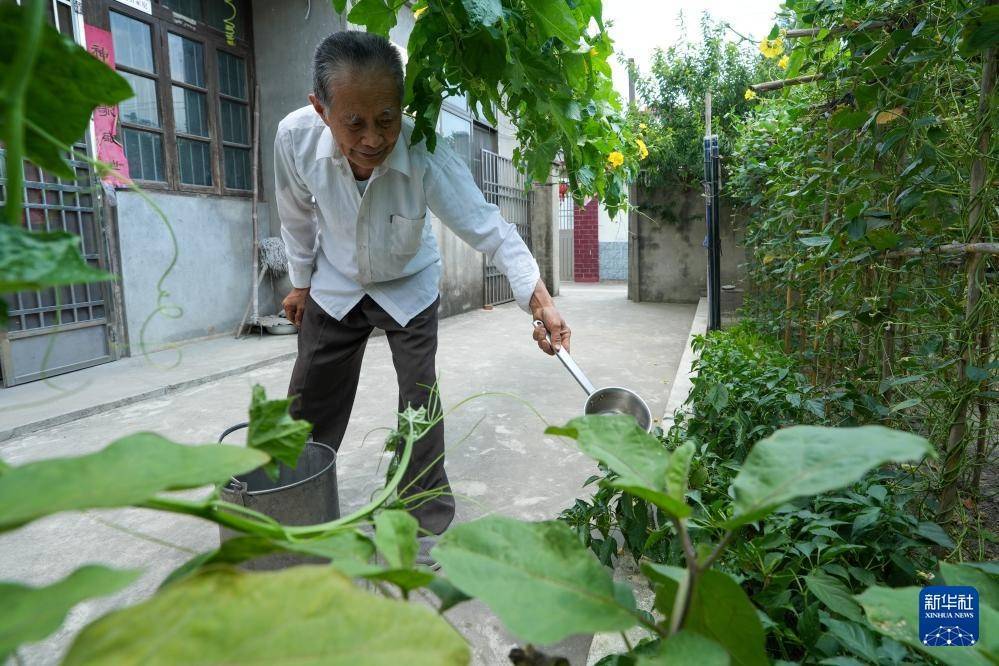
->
xmin=88 ymin=0 xmax=256 ymax=197
xmin=110 ymin=11 xmax=169 ymax=185
xmin=216 ymin=46 xmax=253 ymax=191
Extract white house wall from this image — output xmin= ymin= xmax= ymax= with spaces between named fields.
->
xmin=598 ymin=202 xmax=628 ymax=281
xmin=115 ymin=190 xmax=259 ymax=350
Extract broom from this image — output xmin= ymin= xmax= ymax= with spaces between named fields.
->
xmin=235 ymin=237 xmax=289 ymax=337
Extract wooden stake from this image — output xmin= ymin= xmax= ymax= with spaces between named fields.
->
xmin=971 ymin=322 xmax=993 ymax=494
xmin=888 ymin=242 xmax=999 ymax=258
xmin=751 ymin=74 xmax=823 ymax=93
xmin=784 ymin=21 xmax=889 ymax=38
xmin=939 ymin=16 xmax=997 ymax=517
xmin=882 ymin=263 xmax=897 ymax=405
xmin=784 ymin=284 xmax=793 ymax=353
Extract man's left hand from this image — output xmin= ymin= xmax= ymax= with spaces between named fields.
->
xmin=529 ymin=280 xmax=569 ymax=355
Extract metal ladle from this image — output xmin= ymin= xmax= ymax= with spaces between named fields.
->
xmin=534 ymin=320 xmax=653 ymax=432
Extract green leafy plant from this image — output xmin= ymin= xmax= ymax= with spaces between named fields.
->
xmin=0 ymin=2 xmax=126 ymax=323
xmin=62 ymin=567 xmax=469 ymax=666
xmin=670 ymin=321 xmax=824 ymax=460
xmin=0 ymin=386 xmax=474 ymax=663
xmin=528 ymin=417 xmax=929 ymax=663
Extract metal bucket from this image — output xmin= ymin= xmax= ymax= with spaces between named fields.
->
xmin=217 ymin=422 xmax=339 ymax=570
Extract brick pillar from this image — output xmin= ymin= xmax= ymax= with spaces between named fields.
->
xmin=573 ymin=198 xmax=599 ymax=282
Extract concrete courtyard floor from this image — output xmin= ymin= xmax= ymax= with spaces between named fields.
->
xmin=0 ymin=284 xmax=695 ymax=666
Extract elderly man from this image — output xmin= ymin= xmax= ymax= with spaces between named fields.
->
xmin=276 ymin=31 xmax=569 ymax=550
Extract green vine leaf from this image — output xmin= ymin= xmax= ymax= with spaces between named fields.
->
xmin=522 ymin=0 xmax=579 ymax=45
xmin=0 ymin=433 xmax=268 ymax=533
xmin=0 ymin=3 xmax=132 ymax=178
xmin=460 ymin=0 xmax=503 ymax=27
xmin=246 ymin=385 xmax=312 ymax=480
xmin=346 ymin=0 xmax=400 ymax=37
xmin=433 ymin=516 xmax=638 ymax=644
xmin=0 ymin=226 xmax=114 ymax=295
xmin=64 ymin=566 xmax=470 ymax=665
xmin=0 ymin=566 xmax=140 ymax=662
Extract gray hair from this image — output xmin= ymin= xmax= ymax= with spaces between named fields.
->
xmin=312 ymin=31 xmax=404 ymax=108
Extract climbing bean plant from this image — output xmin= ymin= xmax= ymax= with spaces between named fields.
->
xmin=728 ymin=0 xmax=998 ymax=525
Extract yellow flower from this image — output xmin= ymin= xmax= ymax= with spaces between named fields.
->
xmin=589 ymin=47 xmax=598 ymax=57
xmin=778 ymin=54 xmax=790 ymax=69
xmin=876 ymin=107 xmax=904 ymax=125
xmin=413 ymin=5 xmax=428 ymax=19
xmin=607 ymin=151 xmax=624 ymax=168
xmin=759 ymin=37 xmax=784 ymax=59
xmin=635 ymin=138 xmax=649 ymax=160
xmin=744 ymin=88 xmax=758 ymax=100
xmin=639 ymin=122 xmax=648 ymax=130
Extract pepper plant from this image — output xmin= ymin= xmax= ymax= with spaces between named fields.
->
xmin=558 ymin=323 xmax=989 ymax=663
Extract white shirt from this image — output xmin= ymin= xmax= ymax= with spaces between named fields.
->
xmin=274 ymin=106 xmax=540 ymax=326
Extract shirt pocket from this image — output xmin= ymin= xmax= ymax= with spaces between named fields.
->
xmin=388 ymin=213 xmax=426 ymax=259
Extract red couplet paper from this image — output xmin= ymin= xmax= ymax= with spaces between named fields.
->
xmin=84 ymin=24 xmax=131 ymax=187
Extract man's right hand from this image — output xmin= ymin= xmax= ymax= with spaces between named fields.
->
xmin=283 ymin=287 xmax=310 ymax=327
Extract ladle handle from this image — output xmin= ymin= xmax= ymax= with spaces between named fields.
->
xmin=533 ymin=320 xmax=595 ymax=396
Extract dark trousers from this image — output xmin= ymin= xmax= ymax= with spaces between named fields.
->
xmin=287 ymin=294 xmax=454 ymax=534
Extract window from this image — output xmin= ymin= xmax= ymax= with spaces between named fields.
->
xmin=170 ymin=33 xmax=211 ymax=185
xmin=439 ymin=93 xmax=498 ymax=181
xmin=217 ymin=50 xmax=251 ymax=189
xmin=437 ymin=93 xmax=499 ymax=190
xmin=112 ymin=12 xmax=166 ymax=182
xmin=45 ymin=0 xmax=76 ymax=38
xmin=439 ymin=109 xmax=472 ymax=167
xmin=94 ymin=0 xmax=254 ymax=194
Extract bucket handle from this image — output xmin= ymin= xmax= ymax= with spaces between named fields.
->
xmin=219 ymin=422 xmax=250 ymax=491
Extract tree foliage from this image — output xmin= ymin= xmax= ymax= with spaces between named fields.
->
xmin=633 ymin=15 xmax=768 ymax=187
xmin=337 ymin=0 xmax=643 ymax=213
